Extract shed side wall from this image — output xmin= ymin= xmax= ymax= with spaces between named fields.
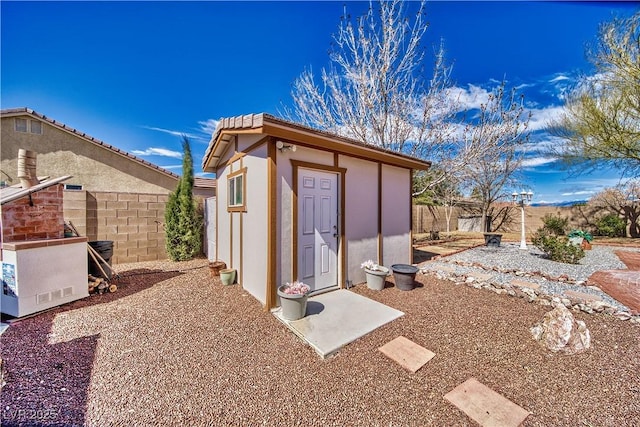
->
xmin=340 ymin=156 xmax=379 ymax=285
xmin=381 ymin=165 xmax=411 ymax=267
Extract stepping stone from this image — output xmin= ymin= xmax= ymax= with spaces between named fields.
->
xmin=615 ymin=250 xmax=640 ymax=271
xmin=444 ymin=378 xmax=531 ymax=427
xmin=564 ymin=290 xmax=603 ymax=303
xmin=511 ymin=279 xmax=541 ymax=290
xmin=378 ymin=336 xmax=435 ymax=373
xmin=588 ymin=270 xmax=640 ymax=314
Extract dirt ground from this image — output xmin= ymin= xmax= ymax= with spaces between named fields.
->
xmin=1 ymin=257 xmax=639 ymax=426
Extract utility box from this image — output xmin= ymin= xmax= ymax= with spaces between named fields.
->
xmin=1 ymin=237 xmax=88 ymax=317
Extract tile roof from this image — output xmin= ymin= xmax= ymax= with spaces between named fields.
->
xmin=194 ymin=177 xmax=216 ymax=188
xmin=2 ymin=107 xmax=179 ymax=179
xmin=1 ymin=107 xmax=216 ymax=189
xmin=202 ymin=113 xmax=432 ymax=171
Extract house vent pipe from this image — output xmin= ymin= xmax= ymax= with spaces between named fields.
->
xmin=17 ymin=149 xmax=39 ymax=189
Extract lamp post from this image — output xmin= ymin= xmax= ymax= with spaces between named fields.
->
xmin=512 ymin=190 xmax=533 ymax=250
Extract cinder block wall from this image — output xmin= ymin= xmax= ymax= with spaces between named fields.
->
xmin=63 ymin=191 xmax=168 ymax=264
xmin=2 ymin=184 xmax=65 ymax=241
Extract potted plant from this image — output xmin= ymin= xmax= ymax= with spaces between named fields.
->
xmin=567 ymin=230 xmax=593 ymax=249
xmin=277 ymin=281 xmax=310 ymax=321
xmin=220 ymin=268 xmax=236 ymax=286
xmin=361 ymin=260 xmax=389 ymax=291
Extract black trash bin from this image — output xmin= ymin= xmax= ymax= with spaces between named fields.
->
xmin=88 ymin=240 xmax=114 ymax=279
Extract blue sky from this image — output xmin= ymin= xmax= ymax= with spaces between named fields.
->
xmin=2 ymin=1 xmax=638 ymax=204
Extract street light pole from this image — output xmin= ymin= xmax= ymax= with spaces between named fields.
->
xmin=512 ymin=190 xmax=533 ymax=250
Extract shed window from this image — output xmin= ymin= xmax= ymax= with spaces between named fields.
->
xmin=227 ymin=168 xmax=246 ymax=212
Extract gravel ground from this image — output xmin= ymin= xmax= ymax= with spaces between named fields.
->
xmin=421 ymin=243 xmax=636 ymax=312
xmin=1 ymin=257 xmax=639 ymax=426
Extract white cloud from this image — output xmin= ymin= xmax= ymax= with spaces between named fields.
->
xmin=198 ymin=119 xmax=219 ymax=137
xmin=161 ymin=164 xmax=183 ymax=170
xmin=548 ymin=74 xmax=570 ymax=84
xmin=141 ymin=125 xmax=201 ymax=140
xmin=131 ymin=147 xmax=183 ymax=159
xmin=444 ymin=84 xmax=491 ymax=112
xmin=526 ymin=105 xmax=565 ymax=132
xmin=561 ymin=190 xmax=596 ymax=197
xmin=521 ymin=157 xmax=557 ymax=168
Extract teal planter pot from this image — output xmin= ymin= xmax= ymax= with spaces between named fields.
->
xmin=220 ymin=268 xmax=236 ymax=286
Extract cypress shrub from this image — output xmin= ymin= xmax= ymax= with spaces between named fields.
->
xmin=164 ymin=136 xmax=202 ymax=261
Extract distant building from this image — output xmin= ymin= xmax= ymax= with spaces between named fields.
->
xmin=1 ymin=107 xmax=216 ymax=263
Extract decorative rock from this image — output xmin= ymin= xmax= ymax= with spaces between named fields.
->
xmin=531 ymin=303 xmax=591 ymax=355
xmin=588 ymin=301 xmax=607 ymax=313
xmin=561 ymin=298 xmax=572 ymax=308
xmin=614 ymin=312 xmax=632 ymax=321
xmin=577 ymin=304 xmax=594 ymax=314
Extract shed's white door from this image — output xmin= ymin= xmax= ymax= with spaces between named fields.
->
xmin=298 ymin=169 xmax=338 ymax=291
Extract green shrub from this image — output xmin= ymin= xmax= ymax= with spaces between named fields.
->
xmin=532 ymin=230 xmax=585 ymax=264
xmin=540 ymin=213 xmax=569 ymax=236
xmin=165 ymin=137 xmax=203 ymax=261
xmin=595 ymin=214 xmax=626 ymax=237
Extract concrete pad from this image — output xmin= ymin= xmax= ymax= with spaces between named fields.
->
xmin=0 ymin=323 xmax=8 ymax=336
xmin=274 ymin=289 xmax=404 ymax=358
xmin=444 ymin=378 xmax=531 ymax=427
xmin=378 ymin=336 xmax=435 ymax=372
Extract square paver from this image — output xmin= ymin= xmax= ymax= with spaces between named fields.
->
xmin=378 ymin=336 xmax=435 ymax=372
xmin=444 ymin=377 xmax=531 ymax=427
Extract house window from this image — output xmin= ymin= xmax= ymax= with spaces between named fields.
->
xmin=15 ymin=118 xmax=27 ymax=132
xmin=14 ymin=118 xmax=42 ymax=134
xmin=227 ymin=168 xmax=246 ymax=212
xmin=30 ymin=120 xmax=42 ymax=134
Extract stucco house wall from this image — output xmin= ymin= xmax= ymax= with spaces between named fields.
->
xmin=1 ymin=108 xmax=215 ymax=263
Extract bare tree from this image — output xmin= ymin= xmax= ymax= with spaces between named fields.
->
xmin=589 ymin=180 xmax=640 ymax=237
xmin=460 ymin=82 xmax=532 ymax=231
xmin=286 ymin=0 xmax=534 ymax=207
xmin=551 ymin=11 xmax=640 ymax=177
xmin=285 ymin=0 xmax=463 ymax=190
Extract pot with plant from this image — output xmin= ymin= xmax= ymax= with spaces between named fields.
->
xmin=277 ymin=281 xmax=310 ymax=321
xmin=361 ymin=260 xmax=389 ymax=291
xmin=567 ymin=230 xmax=593 ymax=249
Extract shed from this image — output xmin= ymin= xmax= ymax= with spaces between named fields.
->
xmin=202 ymin=114 xmax=431 ymax=310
